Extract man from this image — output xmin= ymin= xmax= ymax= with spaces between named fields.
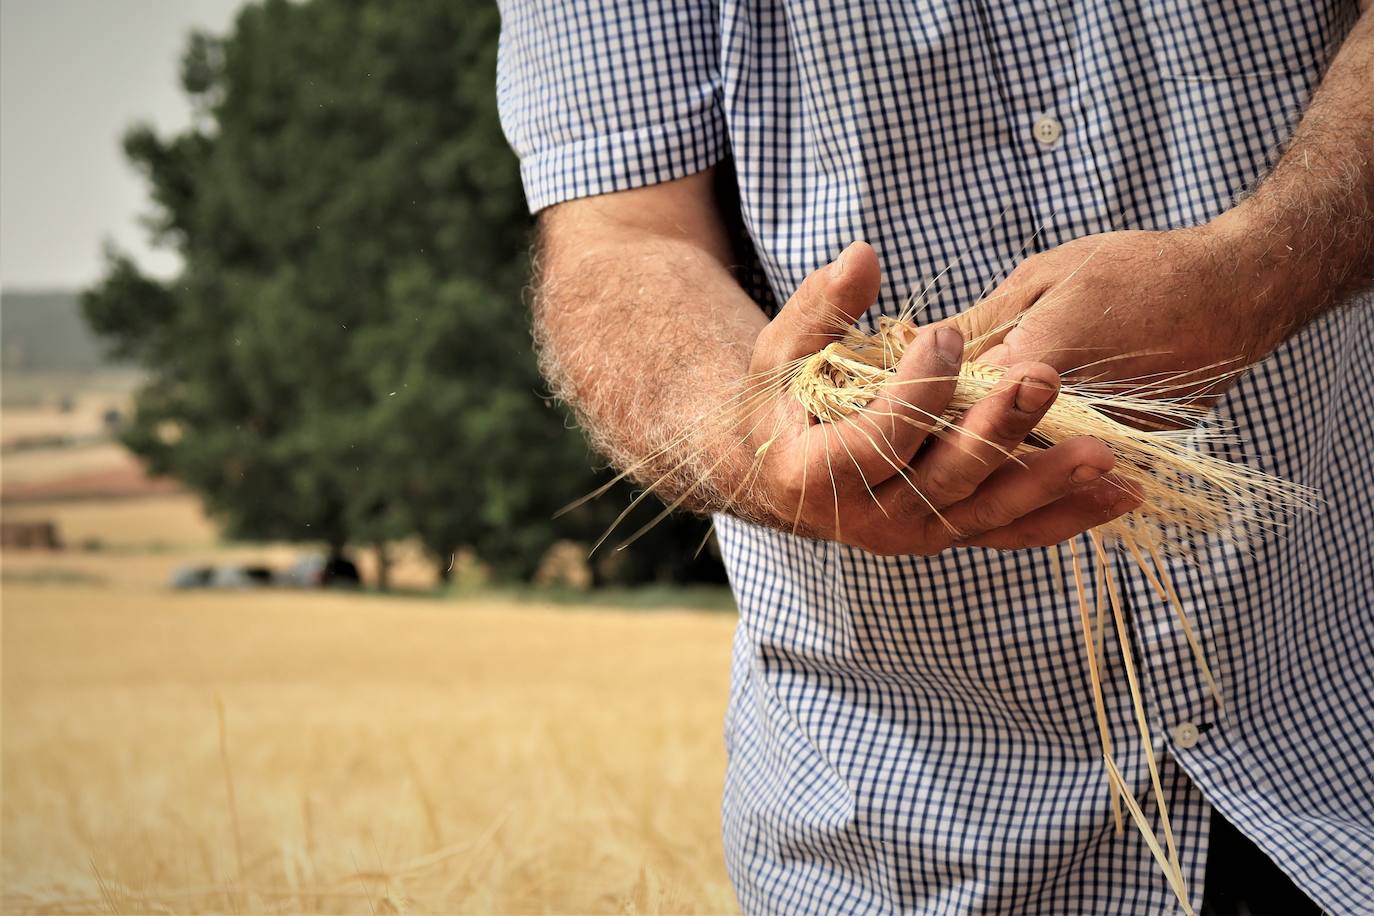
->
xmin=497 ymin=1 xmax=1373 ymax=912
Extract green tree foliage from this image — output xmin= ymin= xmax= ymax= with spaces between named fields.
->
xmin=84 ymin=0 xmax=723 ymax=585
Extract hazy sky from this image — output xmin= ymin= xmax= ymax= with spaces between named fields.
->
xmin=1 ymin=0 xmax=245 ymax=290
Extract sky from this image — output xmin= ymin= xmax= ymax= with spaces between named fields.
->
xmin=1 ymin=0 xmax=246 ymax=290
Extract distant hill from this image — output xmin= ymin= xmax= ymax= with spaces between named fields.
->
xmin=1 ymin=289 xmax=123 ymax=373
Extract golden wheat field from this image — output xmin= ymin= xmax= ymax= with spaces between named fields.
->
xmin=3 ymin=493 xmax=219 ymax=549
xmin=1 ymin=578 xmax=741 ymax=914
xmin=2 ymin=394 xmax=741 ymax=914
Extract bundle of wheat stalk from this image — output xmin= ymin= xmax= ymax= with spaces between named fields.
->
xmin=785 ymin=313 xmax=1315 ymax=914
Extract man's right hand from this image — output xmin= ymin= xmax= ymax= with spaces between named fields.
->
xmin=740 ymin=241 xmax=1140 ymax=555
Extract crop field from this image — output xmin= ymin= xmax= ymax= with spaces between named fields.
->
xmin=3 ymin=492 xmax=218 ymax=549
xmin=2 ymin=398 xmax=742 ymax=914
xmin=2 ymin=581 xmax=740 ymax=914
xmin=0 ymin=444 xmax=135 ymax=488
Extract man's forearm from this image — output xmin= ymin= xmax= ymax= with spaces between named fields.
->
xmin=1216 ymin=8 xmax=1374 ymax=352
xmin=532 ymin=171 xmax=769 ymax=518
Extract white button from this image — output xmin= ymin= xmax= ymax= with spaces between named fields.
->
xmin=1032 ymin=115 xmax=1062 ymax=147
xmin=1172 ymin=722 xmax=1200 ymax=749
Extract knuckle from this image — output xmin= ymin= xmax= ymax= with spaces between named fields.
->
xmin=920 ymin=462 xmax=979 ymax=507
xmin=786 ymin=273 xmax=818 ymax=309
xmin=1007 ymin=256 xmax=1041 ymax=280
xmin=885 ymin=481 xmax=928 ymax=520
xmin=1005 ymin=529 xmax=1041 ymax=550
xmin=879 ymin=487 xmax=914 ymax=521
xmin=967 ymin=496 xmax=1011 ymax=535
xmin=918 ymin=514 xmax=957 ymax=554
xmin=1040 ymin=469 xmax=1078 ymax=503
xmin=1002 ymin=260 xmax=1045 ymax=294
xmin=792 ymin=275 xmax=832 ymax=319
xmin=799 ymin=266 xmax=828 ymax=295
xmin=987 ymin=407 xmax=1034 ymax=444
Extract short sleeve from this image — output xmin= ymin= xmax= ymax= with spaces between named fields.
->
xmin=496 ymin=1 xmax=728 ymax=214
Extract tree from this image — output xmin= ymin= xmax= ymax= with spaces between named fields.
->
xmin=84 ymin=0 xmax=724 ymax=586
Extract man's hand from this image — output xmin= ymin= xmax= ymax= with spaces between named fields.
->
xmin=957 ymin=8 xmax=1373 ymax=400
xmin=952 ymin=225 xmax=1279 ymax=404
xmin=737 ymin=241 xmax=1138 ymax=554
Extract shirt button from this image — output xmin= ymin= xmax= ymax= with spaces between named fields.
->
xmin=1172 ymin=722 xmax=1201 ymax=749
xmin=1032 ymin=115 xmax=1062 ymax=147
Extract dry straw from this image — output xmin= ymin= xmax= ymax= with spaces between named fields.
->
xmin=790 ymin=314 xmax=1312 ymax=552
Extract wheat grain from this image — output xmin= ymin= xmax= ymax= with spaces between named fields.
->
xmin=788 ymin=316 xmax=1314 ymax=553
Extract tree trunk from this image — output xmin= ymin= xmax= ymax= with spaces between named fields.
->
xmin=374 ymin=541 xmax=391 ymax=592
xmin=436 ymin=549 xmax=455 ymax=586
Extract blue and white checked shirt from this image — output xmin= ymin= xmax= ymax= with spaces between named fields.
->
xmin=497 ymin=2 xmax=1374 ymax=912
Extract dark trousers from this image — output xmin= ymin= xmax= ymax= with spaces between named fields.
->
xmin=1201 ymin=808 xmax=1323 ymax=916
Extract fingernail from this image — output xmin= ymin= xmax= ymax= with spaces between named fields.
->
xmin=1071 ymin=465 xmax=1104 ymax=483
xmin=935 ymin=327 xmax=963 ymax=364
xmin=830 ymin=243 xmax=854 ymax=279
xmin=1015 ymin=375 xmax=1054 ymax=412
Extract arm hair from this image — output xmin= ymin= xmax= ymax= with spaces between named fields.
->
xmin=530 ymin=169 xmax=774 ymax=521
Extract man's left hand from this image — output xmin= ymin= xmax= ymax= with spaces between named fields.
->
xmin=952 ymin=223 xmax=1292 ymax=410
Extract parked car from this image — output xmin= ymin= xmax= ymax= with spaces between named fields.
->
xmin=170 ymin=557 xmax=359 ymax=590
xmin=209 ymin=565 xmax=274 ymax=589
xmin=281 ymin=554 xmax=361 ymax=588
xmin=170 ymin=565 xmax=215 ymax=589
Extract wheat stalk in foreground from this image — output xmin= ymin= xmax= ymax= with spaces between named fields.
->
xmin=785 ymin=314 xmax=1315 ymax=915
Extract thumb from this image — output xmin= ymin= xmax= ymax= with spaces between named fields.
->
xmin=761 ymin=241 xmax=881 ymax=365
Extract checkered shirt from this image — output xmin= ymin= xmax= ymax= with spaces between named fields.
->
xmin=496 ymin=1 xmax=1374 ymax=912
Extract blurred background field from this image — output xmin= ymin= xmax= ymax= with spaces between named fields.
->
xmin=3 ymin=590 xmax=737 ymax=914
xmin=2 ymin=1 xmax=741 ymax=912
xmin=2 ymin=381 xmax=739 ymax=914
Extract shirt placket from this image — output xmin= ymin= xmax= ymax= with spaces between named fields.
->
xmin=1121 ymin=554 xmax=1219 ymax=752
xmin=988 ymin=0 xmax=1118 ymax=241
